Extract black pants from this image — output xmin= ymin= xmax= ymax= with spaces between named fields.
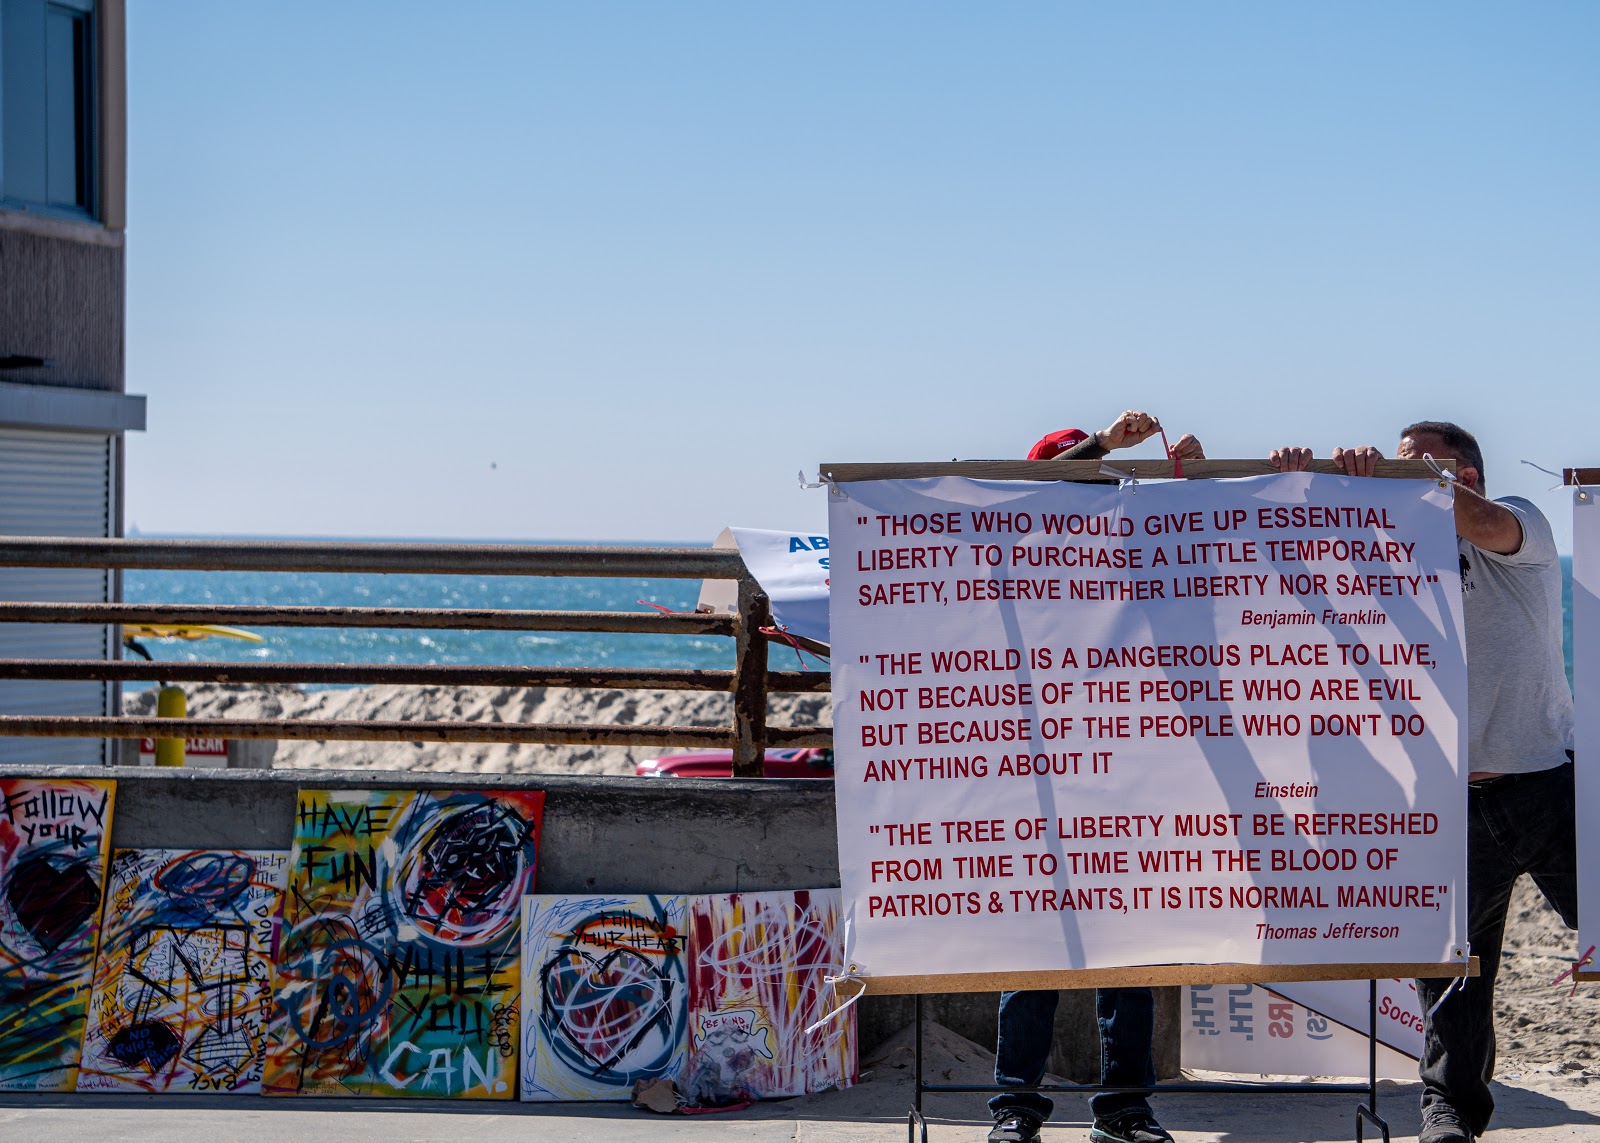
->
xmin=1414 ymin=761 xmax=1578 ymax=1136
xmin=990 ymin=987 xmax=1155 ymax=1123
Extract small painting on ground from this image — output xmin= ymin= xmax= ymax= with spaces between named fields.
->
xmin=521 ymin=893 xmax=690 ymax=1100
xmin=77 ymin=849 xmax=289 ymax=1093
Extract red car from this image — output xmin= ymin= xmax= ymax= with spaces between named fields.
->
xmin=635 ymin=747 xmax=835 ymax=779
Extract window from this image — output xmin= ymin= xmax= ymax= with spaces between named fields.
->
xmin=1 ymin=0 xmax=97 ymax=218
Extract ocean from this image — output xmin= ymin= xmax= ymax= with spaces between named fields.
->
xmin=122 ymin=542 xmax=1574 ymax=684
xmin=121 ymin=539 xmax=825 ymax=677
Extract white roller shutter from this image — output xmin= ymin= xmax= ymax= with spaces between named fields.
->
xmin=0 ymin=425 xmax=114 ymax=765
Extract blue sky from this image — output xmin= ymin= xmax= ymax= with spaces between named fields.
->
xmin=124 ymin=3 xmax=1597 ymax=547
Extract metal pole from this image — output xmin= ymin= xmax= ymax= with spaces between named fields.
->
xmin=731 ymin=577 xmax=771 ymax=778
xmin=1355 ymin=977 xmax=1392 ymax=1142
xmin=0 ymin=537 xmax=750 ymax=578
xmin=1369 ymin=978 xmax=1379 ymax=1113
xmin=0 ymin=714 xmax=830 ymax=748
xmin=914 ymin=993 xmax=925 ymax=1114
xmin=0 ymin=600 xmax=739 ymax=635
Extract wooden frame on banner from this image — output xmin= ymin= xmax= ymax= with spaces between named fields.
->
xmin=865 ymin=959 xmax=1474 ymax=996
xmin=827 ymin=457 xmax=1470 ymax=996
xmin=823 ymin=458 xmax=1452 ymax=483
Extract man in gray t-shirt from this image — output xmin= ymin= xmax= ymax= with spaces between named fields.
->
xmin=1272 ymin=421 xmax=1577 ymax=1143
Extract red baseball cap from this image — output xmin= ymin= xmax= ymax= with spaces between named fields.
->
xmin=1027 ymin=428 xmax=1090 ymax=461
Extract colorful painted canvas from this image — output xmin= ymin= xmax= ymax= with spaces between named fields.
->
xmin=76 ymin=849 xmax=289 ymax=1093
xmin=684 ymin=889 xmax=856 ymax=1102
xmin=0 ymin=777 xmax=117 ymax=1091
xmin=262 ymin=787 xmax=543 ymax=1098
xmin=520 ymin=894 xmax=689 ymax=1100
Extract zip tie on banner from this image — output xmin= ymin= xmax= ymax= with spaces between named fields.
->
xmin=800 ymin=469 xmax=844 ymax=497
xmin=638 ymin=599 xmax=724 ymax=619
xmin=1422 ymin=452 xmax=1457 ymax=488
xmin=1424 ymin=943 xmax=1473 ymax=1019
xmin=805 ymin=919 xmax=866 ymax=1036
xmin=1551 ymin=945 xmax=1596 ymax=999
xmin=1516 ymin=457 xmax=1580 ymax=493
xmin=805 ymin=967 xmax=868 ymax=1036
xmin=1099 ymin=462 xmax=1137 ymax=493
xmin=1523 ymin=458 xmax=1593 ymax=500
xmin=759 ymin=624 xmax=816 ymax=671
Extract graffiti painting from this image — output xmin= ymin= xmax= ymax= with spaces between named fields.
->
xmin=0 ymin=778 xmax=117 ymax=1091
xmin=262 ymin=787 xmax=543 ymax=1097
xmin=76 ymin=849 xmax=289 ymax=1093
xmin=520 ymin=894 xmax=689 ymax=1100
xmin=684 ymin=890 xmax=856 ymax=1101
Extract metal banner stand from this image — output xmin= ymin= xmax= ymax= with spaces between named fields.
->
xmin=810 ymin=458 xmax=1463 ymax=1143
xmin=906 ymin=979 xmax=1394 ymax=1143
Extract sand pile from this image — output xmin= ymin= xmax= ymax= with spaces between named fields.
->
xmin=123 ymin=682 xmax=829 ymax=775
xmin=1495 ymin=875 xmax=1599 ymax=1076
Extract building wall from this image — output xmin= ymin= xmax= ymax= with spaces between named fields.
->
xmin=0 ymin=216 xmax=125 ymax=390
xmin=0 ymin=0 xmax=132 ymax=757
xmin=1 ymin=0 xmax=127 ymax=390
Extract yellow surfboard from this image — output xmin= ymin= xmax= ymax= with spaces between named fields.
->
xmin=123 ymin=624 xmax=264 ymax=644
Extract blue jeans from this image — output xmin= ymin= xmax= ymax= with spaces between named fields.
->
xmin=989 ymin=987 xmax=1155 ymax=1123
xmin=1415 ymin=761 xmax=1578 ymax=1137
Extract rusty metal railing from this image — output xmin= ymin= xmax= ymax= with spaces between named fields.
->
xmin=0 ymin=537 xmax=834 ymax=776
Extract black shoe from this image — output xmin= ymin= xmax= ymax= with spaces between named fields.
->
xmin=1419 ymin=1102 xmax=1474 ymax=1143
xmin=1089 ymin=1111 xmax=1173 ymax=1143
xmin=988 ymin=1110 xmax=1043 ymax=1143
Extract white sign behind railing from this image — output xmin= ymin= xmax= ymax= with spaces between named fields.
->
xmin=697 ymin=526 xmax=831 ymax=646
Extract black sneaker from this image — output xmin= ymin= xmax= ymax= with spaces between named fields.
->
xmin=1418 ymin=1102 xmax=1474 ymax=1143
xmin=1089 ymin=1111 xmax=1173 ymax=1143
xmin=987 ymin=1110 xmax=1043 ymax=1143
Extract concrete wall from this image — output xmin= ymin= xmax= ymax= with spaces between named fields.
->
xmin=0 ymin=765 xmax=1179 ymax=1081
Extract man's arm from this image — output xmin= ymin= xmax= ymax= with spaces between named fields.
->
xmin=1447 ymin=482 xmax=1523 ymax=555
xmin=1054 ymin=434 xmax=1110 ymax=462
xmin=1270 ymin=444 xmax=1523 ymax=554
xmin=1055 ymin=410 xmax=1204 ymax=462
xmin=1327 ymin=446 xmax=1522 ymax=554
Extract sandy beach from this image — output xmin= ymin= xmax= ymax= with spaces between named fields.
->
xmin=124 ymin=682 xmax=829 ymax=775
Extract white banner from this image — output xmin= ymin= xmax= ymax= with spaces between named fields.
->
xmin=697 ymin=527 xmax=831 ymax=647
xmin=1269 ymin=978 xmax=1425 ymax=1058
xmin=1182 ymin=983 xmax=1415 ymax=1079
xmin=1575 ymin=490 xmax=1600 ymax=960
xmin=828 ymin=473 xmax=1468 ymax=980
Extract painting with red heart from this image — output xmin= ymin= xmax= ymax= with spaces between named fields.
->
xmin=0 ymin=777 xmax=117 ymax=1091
